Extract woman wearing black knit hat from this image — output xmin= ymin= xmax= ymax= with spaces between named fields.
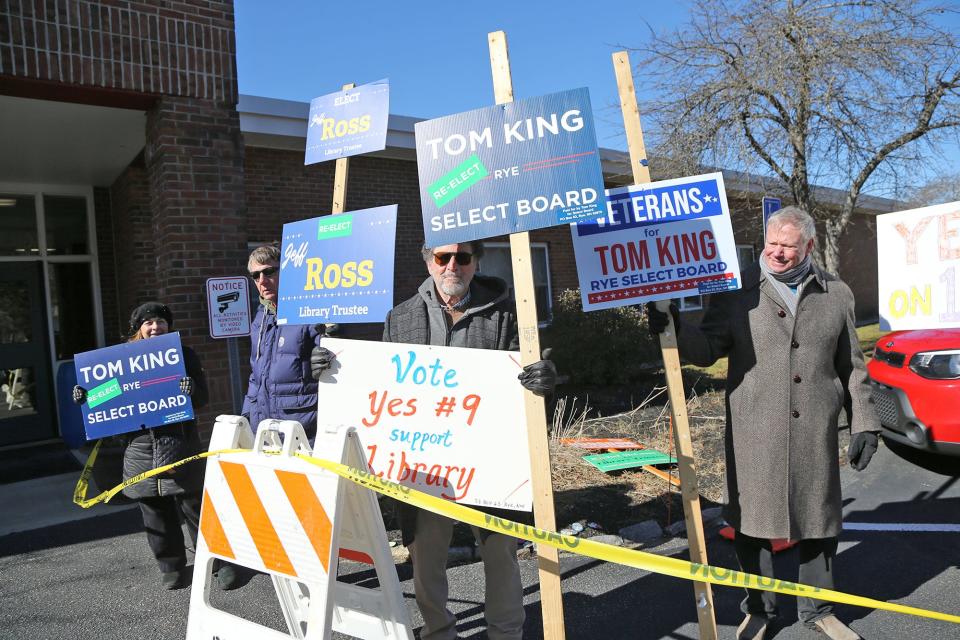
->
xmin=73 ymin=301 xmax=208 ymax=590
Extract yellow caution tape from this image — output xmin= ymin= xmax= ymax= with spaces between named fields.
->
xmin=72 ymin=440 xmax=247 ymax=509
xmin=73 ymin=446 xmax=960 ymax=624
xmin=294 ymin=453 xmax=960 ymax=625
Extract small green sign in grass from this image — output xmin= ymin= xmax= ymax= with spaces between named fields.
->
xmin=584 ymin=449 xmax=677 ymax=473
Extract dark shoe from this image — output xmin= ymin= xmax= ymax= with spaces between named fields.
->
xmin=161 ymin=569 xmax=189 ymax=590
xmin=216 ymin=563 xmax=242 ymax=590
xmin=811 ymin=615 xmax=861 ymax=640
xmin=737 ymin=614 xmax=768 ymax=640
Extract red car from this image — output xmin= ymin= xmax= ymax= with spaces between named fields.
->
xmin=868 ymin=328 xmax=960 ymax=456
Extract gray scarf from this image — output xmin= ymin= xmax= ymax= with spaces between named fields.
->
xmin=760 ymin=254 xmax=812 ymax=316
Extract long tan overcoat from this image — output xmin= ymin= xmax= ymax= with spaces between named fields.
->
xmin=678 ymin=262 xmax=878 ymax=540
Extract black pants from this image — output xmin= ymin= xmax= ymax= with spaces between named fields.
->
xmin=138 ymin=493 xmax=202 ymax=574
xmin=734 ymin=530 xmax=838 ymax=624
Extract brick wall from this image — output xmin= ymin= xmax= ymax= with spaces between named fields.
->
xmin=108 ymin=155 xmax=159 ymax=338
xmin=0 ymin=0 xmax=237 ymax=102
xmin=243 ymin=147 xmax=882 ymax=328
xmin=145 ymin=95 xmax=246 ymax=429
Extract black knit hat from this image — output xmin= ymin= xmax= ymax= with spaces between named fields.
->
xmin=129 ymin=302 xmax=174 ymax=335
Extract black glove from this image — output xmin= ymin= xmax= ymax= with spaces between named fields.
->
xmin=310 ymin=346 xmax=336 ymax=380
xmin=848 ymin=431 xmax=879 ymax=471
xmin=312 ymin=323 xmax=342 ymax=338
xmin=517 ymin=349 xmax=557 ymax=397
xmin=324 ymin=323 xmax=342 ymax=337
xmin=645 ymin=301 xmax=680 ymax=337
xmin=179 ymin=377 xmax=194 ymax=396
xmin=72 ymin=385 xmax=87 ymax=405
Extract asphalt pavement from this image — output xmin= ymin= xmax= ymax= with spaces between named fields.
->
xmin=1 ymin=443 xmax=957 ymax=639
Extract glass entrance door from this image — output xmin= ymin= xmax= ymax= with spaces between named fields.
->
xmin=0 ymin=261 xmax=55 ymax=445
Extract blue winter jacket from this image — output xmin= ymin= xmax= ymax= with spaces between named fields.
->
xmin=241 ymin=303 xmax=322 ymax=438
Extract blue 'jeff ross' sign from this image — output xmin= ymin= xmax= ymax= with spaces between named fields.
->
xmin=415 ymin=88 xmax=606 ymax=246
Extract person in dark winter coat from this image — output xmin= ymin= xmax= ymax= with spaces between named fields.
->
xmin=648 ymin=207 xmax=879 ymax=640
xmin=73 ymin=302 xmax=207 ymax=590
xmin=312 ymin=240 xmax=556 ymax=640
xmin=242 ymin=244 xmax=323 ymax=438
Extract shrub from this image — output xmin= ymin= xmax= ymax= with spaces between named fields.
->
xmin=543 ymin=289 xmax=662 ymax=386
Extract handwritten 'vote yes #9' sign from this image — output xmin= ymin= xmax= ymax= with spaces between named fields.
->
xmin=571 ymin=173 xmax=741 ymax=311
xmin=316 ymin=338 xmax=532 ymax=512
xmin=277 ymin=205 xmax=397 ymax=325
xmin=415 ymin=88 xmax=606 ymax=246
xmin=73 ymin=332 xmax=192 ymax=440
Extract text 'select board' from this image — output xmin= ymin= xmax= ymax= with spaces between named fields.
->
xmin=277 ymin=205 xmax=397 ymax=325
xmin=74 ymin=332 xmax=192 ymax=440
xmin=415 ymin=88 xmax=605 ymax=246
xmin=876 ymin=201 xmax=960 ymax=330
xmin=305 ymin=79 xmax=389 ymax=164
xmin=316 ymin=338 xmax=532 ymax=512
xmin=571 ymin=173 xmax=741 ymax=311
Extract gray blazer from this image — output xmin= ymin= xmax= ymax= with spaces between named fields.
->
xmin=678 ymin=262 xmax=878 ymax=539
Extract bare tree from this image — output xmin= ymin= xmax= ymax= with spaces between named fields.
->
xmin=906 ymin=170 xmax=960 ymax=206
xmin=632 ymin=0 xmax=960 ymax=274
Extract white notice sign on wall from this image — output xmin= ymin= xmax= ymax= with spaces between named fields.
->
xmin=206 ymin=277 xmax=251 ymax=339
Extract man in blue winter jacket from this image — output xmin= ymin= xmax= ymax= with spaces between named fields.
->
xmin=242 ymin=243 xmax=324 ymax=439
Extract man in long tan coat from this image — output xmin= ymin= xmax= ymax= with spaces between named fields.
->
xmin=649 ymin=207 xmax=880 ymax=640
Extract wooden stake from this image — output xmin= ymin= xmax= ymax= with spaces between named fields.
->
xmin=488 ymin=30 xmax=566 ymax=640
xmin=331 ymin=82 xmax=355 ymax=214
xmin=612 ymin=50 xmax=718 ymax=640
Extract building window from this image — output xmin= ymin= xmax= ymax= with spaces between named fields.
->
xmin=478 ymin=242 xmax=553 ymax=323
xmin=737 ymin=244 xmax=757 ymax=270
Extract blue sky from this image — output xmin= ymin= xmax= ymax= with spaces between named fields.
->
xmin=235 ymin=1 xmax=960 ymax=193
xmin=234 ymin=1 xmax=690 ymax=151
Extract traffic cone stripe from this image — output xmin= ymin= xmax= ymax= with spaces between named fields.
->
xmin=219 ymin=460 xmax=297 ymax=577
xmin=199 ymin=489 xmax=235 ymax=560
xmin=275 ymin=468 xmax=333 ymax=572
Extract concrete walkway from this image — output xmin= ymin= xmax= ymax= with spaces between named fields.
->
xmin=0 ymin=451 xmax=136 ymax=538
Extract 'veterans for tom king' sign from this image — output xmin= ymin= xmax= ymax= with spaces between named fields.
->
xmin=73 ymin=332 xmax=193 ymax=439
xmin=571 ymin=173 xmax=741 ymax=311
xmin=415 ymin=87 xmax=606 ymax=246
xmin=277 ymin=205 xmax=397 ymax=325
xmin=304 ymin=78 xmax=389 ymax=164
xmin=876 ymin=201 xmax=960 ymax=330
xmin=315 ymin=338 xmax=532 ymax=511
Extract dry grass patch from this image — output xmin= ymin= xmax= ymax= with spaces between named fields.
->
xmin=547 ymin=387 xmax=727 ymax=532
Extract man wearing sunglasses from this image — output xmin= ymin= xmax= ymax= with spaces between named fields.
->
xmin=380 ymin=240 xmax=554 ymax=640
xmin=242 ymin=244 xmax=324 ymax=441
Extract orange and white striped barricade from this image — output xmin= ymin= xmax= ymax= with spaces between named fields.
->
xmin=186 ymin=416 xmax=413 ymax=640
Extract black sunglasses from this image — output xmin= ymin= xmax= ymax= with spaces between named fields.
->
xmin=433 ymin=252 xmax=474 ymax=266
xmin=249 ymin=266 xmax=279 ymax=280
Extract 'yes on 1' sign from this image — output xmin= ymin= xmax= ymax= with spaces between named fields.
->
xmin=74 ymin=332 xmax=192 ymax=440
xmin=571 ymin=173 xmax=741 ymax=311
xmin=305 ymin=78 xmax=389 ymax=164
xmin=277 ymin=205 xmax=397 ymax=325
xmin=876 ymin=201 xmax=960 ymax=330
xmin=315 ymin=338 xmax=532 ymax=512
xmin=415 ymin=88 xmax=606 ymax=246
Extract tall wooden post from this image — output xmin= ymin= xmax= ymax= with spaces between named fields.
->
xmin=331 ymin=82 xmax=355 ymax=214
xmin=488 ymin=30 xmax=566 ymax=640
xmin=612 ymin=50 xmax=718 ymax=640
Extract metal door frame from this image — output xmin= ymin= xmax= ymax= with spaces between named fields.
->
xmin=0 ymin=183 xmax=104 ymax=447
